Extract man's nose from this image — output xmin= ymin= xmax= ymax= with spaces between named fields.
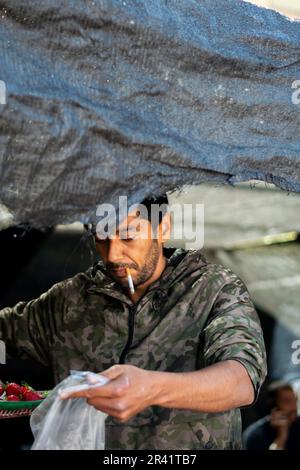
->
xmin=106 ymin=238 xmax=125 ymax=264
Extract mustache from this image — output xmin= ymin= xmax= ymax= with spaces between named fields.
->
xmin=106 ymin=263 xmax=137 ymax=270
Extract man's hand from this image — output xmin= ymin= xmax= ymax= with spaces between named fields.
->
xmin=61 ymin=360 xmax=254 ymax=421
xmin=60 ymin=364 xmax=161 ymax=422
xmin=270 ymin=408 xmax=290 ymax=449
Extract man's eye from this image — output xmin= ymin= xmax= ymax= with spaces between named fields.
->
xmin=125 ymin=236 xmax=136 ymax=241
xmin=94 ymin=235 xmax=108 ymax=244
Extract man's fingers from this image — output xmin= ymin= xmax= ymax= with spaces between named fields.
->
xmin=87 ymin=397 xmax=131 ymax=421
xmin=98 ymin=365 xmax=125 ymax=381
xmin=60 ymin=383 xmax=113 ymax=400
xmin=60 ymin=365 xmax=131 ymax=399
xmin=86 ymin=375 xmax=130 ymax=399
xmin=60 ymin=374 xmax=129 ymax=400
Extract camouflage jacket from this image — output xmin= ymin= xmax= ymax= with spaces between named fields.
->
xmin=0 ymin=248 xmax=267 ymax=450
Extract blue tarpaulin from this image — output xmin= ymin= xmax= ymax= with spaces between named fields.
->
xmin=0 ymin=0 xmax=300 ymax=226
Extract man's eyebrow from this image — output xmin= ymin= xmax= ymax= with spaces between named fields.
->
xmin=118 ymin=227 xmax=136 ymax=236
xmin=117 ymin=216 xmax=140 ymax=232
xmin=119 ymin=224 xmax=137 ymax=231
xmin=94 ymin=215 xmax=140 ymax=237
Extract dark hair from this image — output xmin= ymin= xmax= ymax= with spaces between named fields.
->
xmin=138 ymin=193 xmax=169 ymax=227
xmin=267 ymin=381 xmax=294 ymax=410
xmin=84 ymin=193 xmax=169 ymax=235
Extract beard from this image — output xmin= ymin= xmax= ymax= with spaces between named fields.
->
xmin=107 ymin=240 xmax=161 ymax=289
xmin=133 ymin=240 xmax=160 ymax=287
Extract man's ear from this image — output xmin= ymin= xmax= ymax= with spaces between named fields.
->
xmin=160 ymin=212 xmax=171 ymax=243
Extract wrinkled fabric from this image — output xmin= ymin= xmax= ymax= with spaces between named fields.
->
xmin=0 ymin=0 xmax=300 ymax=226
xmin=0 ymin=248 xmax=267 ymax=449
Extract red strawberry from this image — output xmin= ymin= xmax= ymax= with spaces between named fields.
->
xmin=6 ymin=382 xmax=22 ymax=397
xmin=7 ymin=395 xmax=20 ymax=401
xmin=20 ymin=385 xmax=30 ymax=398
xmin=22 ymin=390 xmax=42 ymax=401
xmin=0 ymin=381 xmax=4 ymax=396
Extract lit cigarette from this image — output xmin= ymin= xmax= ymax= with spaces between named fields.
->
xmin=125 ymin=267 xmax=135 ymax=294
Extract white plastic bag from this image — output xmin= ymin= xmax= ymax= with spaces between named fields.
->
xmin=30 ymin=371 xmax=108 ymax=450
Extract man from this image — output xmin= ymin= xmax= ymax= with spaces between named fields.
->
xmin=243 ymin=381 xmax=300 ymax=450
xmin=0 ymin=194 xmax=266 ymax=449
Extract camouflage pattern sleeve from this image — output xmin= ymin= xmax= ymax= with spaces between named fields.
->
xmin=202 ymin=273 xmax=267 ymax=402
xmin=0 ymin=282 xmax=64 ymax=366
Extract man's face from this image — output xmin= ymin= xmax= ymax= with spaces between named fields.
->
xmin=94 ymin=211 xmax=166 ymax=289
xmin=276 ymin=388 xmax=298 ymax=423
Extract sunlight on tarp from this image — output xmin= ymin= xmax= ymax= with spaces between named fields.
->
xmin=246 ymin=0 xmax=300 ymax=18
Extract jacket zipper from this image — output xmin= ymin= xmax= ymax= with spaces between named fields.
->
xmin=119 ymin=304 xmax=138 ymax=364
